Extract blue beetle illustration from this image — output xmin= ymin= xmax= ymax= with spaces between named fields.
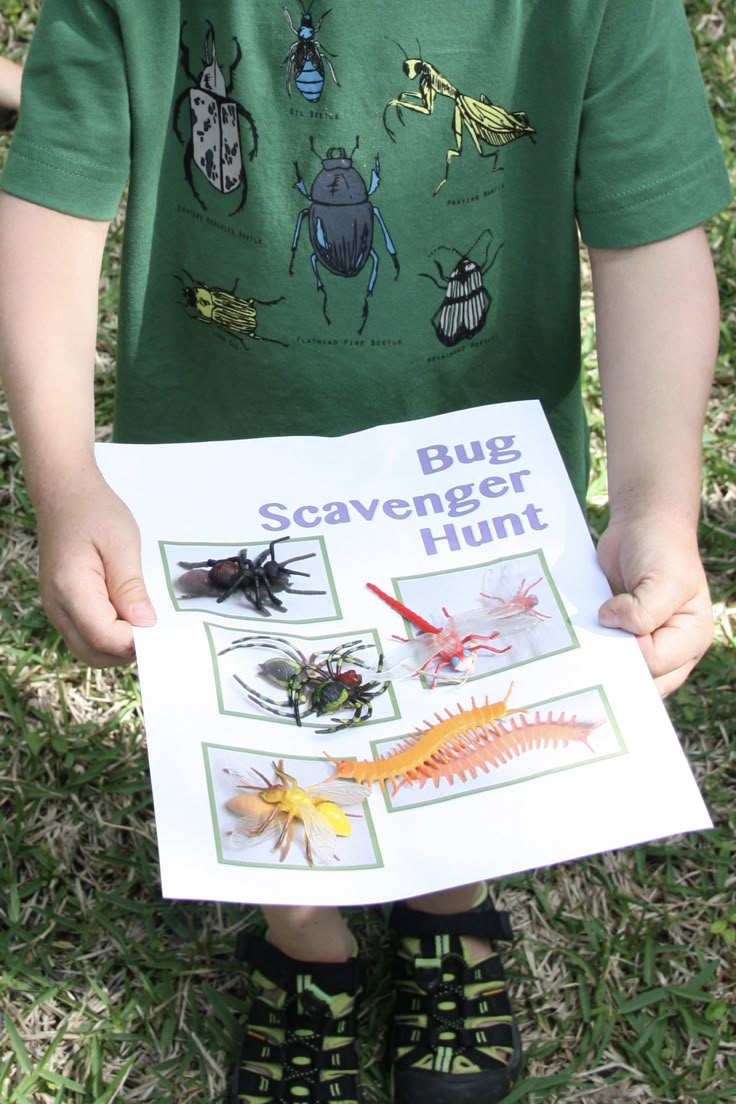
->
xmin=173 ymin=21 xmax=258 ymax=215
xmin=289 ymin=138 xmax=400 ymax=334
xmin=283 ymin=3 xmax=339 ymax=102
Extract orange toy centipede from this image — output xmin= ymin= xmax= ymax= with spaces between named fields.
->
xmin=324 ymin=687 xmax=603 ymax=793
xmin=325 ymin=682 xmax=521 ymax=791
xmin=408 ymin=711 xmax=603 ymax=789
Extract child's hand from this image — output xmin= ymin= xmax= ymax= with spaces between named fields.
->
xmin=35 ymin=467 xmax=157 ymax=667
xmin=596 ymin=517 xmax=713 ymax=697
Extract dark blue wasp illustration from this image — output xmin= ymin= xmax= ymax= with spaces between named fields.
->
xmin=290 ymin=138 xmax=400 ymax=334
xmin=283 ymin=3 xmax=339 ymax=102
xmin=420 ymin=229 xmax=503 ymax=346
xmin=173 ymin=21 xmax=258 ymax=215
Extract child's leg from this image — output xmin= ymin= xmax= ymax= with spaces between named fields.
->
xmin=404 ymin=881 xmax=485 ymax=912
xmin=402 ymin=881 xmax=490 ymax=962
xmin=0 ymin=57 xmax=22 ymax=114
xmin=262 ymin=903 xmax=356 ymax=962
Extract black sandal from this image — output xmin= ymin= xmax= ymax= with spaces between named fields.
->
xmin=231 ymin=934 xmax=364 ymax=1103
xmin=388 ymin=889 xmax=523 ymax=1104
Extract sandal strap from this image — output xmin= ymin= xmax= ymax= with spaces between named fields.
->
xmin=392 ymin=1019 xmax=514 ymax=1051
xmin=239 ymin=1024 xmax=360 ymax=1072
xmin=392 ymin=938 xmax=515 ymax=1023
xmin=390 ymin=899 xmax=514 ymax=942
xmin=406 ymin=945 xmax=507 ymax=991
xmin=236 ymin=1064 xmax=359 ymax=1103
xmin=238 ymin=933 xmax=364 ymax=993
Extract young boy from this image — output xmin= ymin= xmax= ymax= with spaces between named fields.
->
xmin=0 ymin=3 xmax=730 ymax=1102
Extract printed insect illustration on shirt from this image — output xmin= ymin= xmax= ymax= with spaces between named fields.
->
xmin=223 ymin=759 xmax=370 ymax=865
xmin=325 ymin=685 xmax=603 ymax=794
xmin=176 ymin=536 xmax=325 ymax=613
xmin=177 ymin=272 xmax=288 ymax=348
xmin=421 ymin=229 xmax=503 ymax=346
xmin=173 ymin=21 xmax=258 ymax=214
xmin=366 ymin=582 xmax=511 ymax=687
xmin=290 ymin=137 xmax=400 ymax=334
xmin=383 ymin=45 xmax=535 ymax=194
xmin=283 ymin=3 xmax=339 ymax=102
xmin=217 ymin=634 xmax=390 ymax=731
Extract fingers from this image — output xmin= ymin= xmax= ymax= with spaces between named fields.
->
xmin=598 ymin=566 xmax=694 ymax=636
xmin=633 ymin=606 xmax=713 ymax=695
xmin=105 ymin=552 xmax=158 ymax=629
xmin=595 ymin=517 xmax=715 ymax=697
xmin=42 ymin=566 xmax=137 ymax=666
xmin=652 ymin=659 xmax=700 ymax=699
xmin=42 ymin=559 xmax=157 ymax=667
xmin=47 ymin=601 xmax=138 ymax=667
xmin=598 ymin=574 xmax=713 ymax=698
xmin=38 ymin=506 xmax=157 ymax=667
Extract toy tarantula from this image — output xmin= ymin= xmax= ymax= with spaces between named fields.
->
xmin=218 ymin=634 xmax=389 ymax=732
xmin=176 ymin=536 xmax=325 ymax=613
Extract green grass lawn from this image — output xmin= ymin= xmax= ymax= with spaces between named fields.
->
xmin=1 ymin=3 xmax=734 ymax=1101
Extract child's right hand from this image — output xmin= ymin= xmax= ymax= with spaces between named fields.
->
xmin=35 ymin=466 xmax=157 ymax=667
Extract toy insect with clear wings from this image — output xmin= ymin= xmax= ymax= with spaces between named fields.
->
xmin=223 ymin=759 xmax=369 ymax=865
xmin=455 ymin=572 xmax=552 ymax=642
xmin=366 ymin=582 xmax=512 ymax=688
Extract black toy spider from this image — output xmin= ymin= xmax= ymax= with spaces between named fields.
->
xmin=218 ymin=634 xmax=389 ymax=732
xmin=176 ymin=536 xmax=325 ymax=613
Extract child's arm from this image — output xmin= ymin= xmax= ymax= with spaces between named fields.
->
xmin=0 ymin=191 xmax=156 ymax=666
xmin=0 ymin=56 xmax=22 ymax=114
xmin=589 ymin=225 xmax=720 ymax=696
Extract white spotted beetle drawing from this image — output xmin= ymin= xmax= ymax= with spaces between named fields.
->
xmin=173 ymin=21 xmax=258 ymax=216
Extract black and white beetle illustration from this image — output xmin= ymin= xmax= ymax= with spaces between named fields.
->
xmin=283 ymin=3 xmax=339 ymax=102
xmin=289 ymin=137 xmax=400 ymax=334
xmin=173 ymin=21 xmax=258 ymax=215
xmin=420 ymin=229 xmax=503 ymax=346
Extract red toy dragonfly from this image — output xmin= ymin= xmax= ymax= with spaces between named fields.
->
xmin=366 ymin=582 xmax=512 ymax=688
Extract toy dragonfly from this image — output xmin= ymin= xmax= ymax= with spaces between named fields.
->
xmin=366 ymin=582 xmax=511 ymax=687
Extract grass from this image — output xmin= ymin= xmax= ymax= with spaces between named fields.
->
xmin=1 ymin=2 xmax=735 ymax=1101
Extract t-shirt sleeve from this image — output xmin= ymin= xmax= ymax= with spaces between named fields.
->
xmin=0 ymin=0 xmax=130 ymax=219
xmin=575 ymin=0 xmax=732 ymax=248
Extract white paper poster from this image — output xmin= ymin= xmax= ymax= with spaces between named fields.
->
xmin=96 ymin=401 xmax=711 ymax=906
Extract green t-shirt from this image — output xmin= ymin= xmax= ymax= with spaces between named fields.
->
xmin=2 ymin=0 xmax=731 ymax=501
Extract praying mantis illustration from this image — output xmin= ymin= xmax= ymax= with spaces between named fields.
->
xmin=383 ymin=47 xmax=536 ymax=194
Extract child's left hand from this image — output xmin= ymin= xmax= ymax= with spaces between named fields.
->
xmin=596 ymin=517 xmax=714 ymax=697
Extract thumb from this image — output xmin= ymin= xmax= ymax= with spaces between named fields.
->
xmin=105 ymin=553 xmax=157 ymax=627
xmin=598 ymin=573 xmax=679 ymax=637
